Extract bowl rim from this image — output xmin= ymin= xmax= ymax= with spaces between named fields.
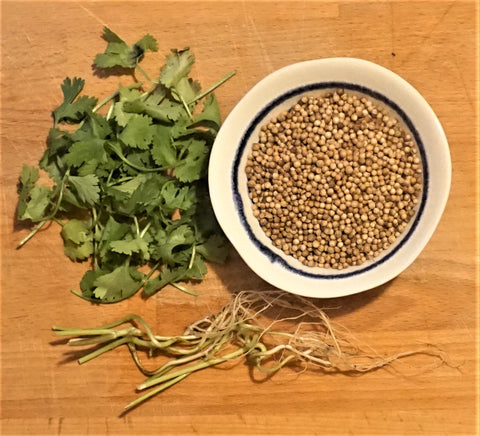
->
xmin=209 ymin=57 xmax=451 ymax=298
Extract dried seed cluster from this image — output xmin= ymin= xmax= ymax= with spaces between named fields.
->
xmin=245 ymin=90 xmax=423 ymax=269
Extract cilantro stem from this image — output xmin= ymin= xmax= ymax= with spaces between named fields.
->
xmin=107 ymin=142 xmax=166 ymax=173
xmin=177 ymin=92 xmax=193 ymax=120
xmin=139 ymin=221 xmax=152 ymax=238
xmin=106 ymin=102 xmax=115 ymax=120
xmin=138 ymin=342 xmax=251 ymax=391
xmin=135 ymin=64 xmax=157 ymax=84
xmin=92 ymin=207 xmax=99 ymax=270
xmin=142 ymin=261 xmax=161 ymax=283
xmin=171 ymin=282 xmax=198 ymax=297
xmin=17 ymin=220 xmax=48 ymax=248
xmin=188 ymin=244 xmax=196 ymax=270
xmin=140 ymin=83 xmax=160 ymax=101
xmin=133 ymin=216 xmax=140 ymax=236
xmin=106 ymin=176 xmax=134 ymax=187
xmin=52 ymin=217 xmax=64 ymax=227
xmin=123 ymin=374 xmax=188 ymax=412
xmin=78 ymin=337 xmax=131 ymax=364
xmin=189 ymin=70 xmax=236 ymax=104
xmin=92 ymin=83 xmax=143 ymax=113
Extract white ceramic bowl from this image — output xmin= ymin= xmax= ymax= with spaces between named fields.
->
xmin=209 ymin=58 xmax=451 ymax=298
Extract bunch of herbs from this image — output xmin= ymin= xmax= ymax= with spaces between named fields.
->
xmin=16 ymin=28 xmax=234 ymax=303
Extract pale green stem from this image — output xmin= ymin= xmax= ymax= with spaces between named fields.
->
xmin=92 ymin=83 xmax=143 ymax=113
xmin=137 ymin=344 xmax=249 ymax=391
xmin=124 ymin=374 xmax=188 ymax=412
xmin=171 ymin=282 xmax=198 ymax=297
xmin=78 ymin=337 xmax=131 ymax=364
xmin=188 ymin=244 xmax=196 ymax=270
xmin=135 ymin=64 xmax=157 ymax=84
xmin=139 ymin=221 xmax=152 ymax=238
xmin=188 ymin=70 xmax=236 ymax=104
xmin=133 ymin=216 xmax=140 ymax=236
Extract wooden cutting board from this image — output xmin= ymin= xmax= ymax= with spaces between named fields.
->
xmin=1 ymin=1 xmax=478 ymax=435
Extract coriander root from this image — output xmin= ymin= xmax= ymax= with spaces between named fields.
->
xmin=245 ymin=90 xmax=423 ymax=269
xmin=53 ymin=290 xmax=448 ymax=412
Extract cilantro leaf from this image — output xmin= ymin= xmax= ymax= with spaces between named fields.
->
xmin=67 ymin=174 xmax=100 ymax=206
xmin=18 ymin=185 xmax=52 ymax=222
xmin=64 ymin=139 xmax=107 ymax=168
xmin=61 ymin=218 xmax=91 ymax=244
xmin=63 ymin=239 xmax=93 ymax=261
xmin=152 ymin=224 xmax=195 ymax=265
xmin=161 ymin=181 xmax=196 ymax=212
xmin=174 ymin=138 xmax=209 ymax=182
xmin=17 ymin=165 xmax=40 ymax=219
xmin=112 ymin=85 xmax=144 ymax=127
xmin=71 ymin=113 xmax=112 ymax=142
xmin=61 ymin=219 xmax=93 ymax=261
xmin=110 ymin=174 xmax=148 ymax=195
xmin=191 ymin=94 xmax=222 ymax=130
xmin=110 ymin=236 xmax=150 ymax=260
xmin=97 ymin=216 xmax=130 ymax=258
xmin=52 ymin=77 xmax=97 ymax=125
xmin=196 ymin=234 xmax=230 ymax=264
xmin=119 ymin=114 xmax=155 ymax=149
xmin=173 ymin=77 xmax=201 ymax=104
xmin=39 ymin=129 xmax=72 ymax=181
xmin=159 ymin=48 xmax=195 ymax=89
xmin=94 ymin=27 xmax=158 ymax=69
xmin=151 ymin=125 xmax=176 ymax=167
xmin=135 ymin=34 xmax=159 ymax=53
xmin=122 ymin=99 xmax=172 ymax=123
xmin=91 ymin=264 xmax=145 ymax=302
xmin=143 ymin=256 xmax=207 ymax=296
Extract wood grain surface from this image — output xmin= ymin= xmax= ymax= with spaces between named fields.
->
xmin=1 ymin=1 xmax=478 ymax=435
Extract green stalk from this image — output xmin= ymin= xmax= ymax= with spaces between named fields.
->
xmin=177 ymin=93 xmax=193 ymax=119
xmin=188 ymin=244 xmax=196 ymax=270
xmin=133 ymin=216 xmax=140 ymax=237
xmin=92 ymin=83 xmax=143 ymax=113
xmin=138 ymin=337 xmax=257 ymax=390
xmin=171 ymin=282 xmax=198 ymax=297
xmin=77 ymin=337 xmax=131 ymax=364
xmin=189 ymin=70 xmax=236 ymax=104
xmin=124 ymin=374 xmax=188 ymax=412
xmin=135 ymin=64 xmax=157 ymax=84
xmin=139 ymin=221 xmax=152 ymax=238
xmin=107 ymin=142 xmax=165 ymax=173
xmin=91 ymin=207 xmax=99 ymax=270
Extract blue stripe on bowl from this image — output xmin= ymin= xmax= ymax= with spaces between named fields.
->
xmin=232 ymin=82 xmax=429 ymax=279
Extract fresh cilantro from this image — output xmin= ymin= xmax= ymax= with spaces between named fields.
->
xmin=159 ymin=48 xmax=195 ymax=89
xmin=17 ymin=165 xmax=40 ymax=219
xmin=64 ymin=139 xmax=107 ymax=168
xmin=15 ymin=28 xmax=235 ymax=303
xmin=196 ymin=234 xmax=231 ymax=264
xmin=67 ymin=174 xmax=100 ymax=206
xmin=119 ymin=114 xmax=155 ymax=149
xmin=89 ymin=264 xmax=145 ymax=302
xmin=174 ymin=138 xmax=209 ymax=183
xmin=52 ymin=78 xmax=97 ymax=126
xmin=18 ymin=185 xmax=52 ymax=222
xmin=94 ymin=27 xmax=158 ymax=69
xmin=110 ymin=236 xmax=150 ymax=260
xmin=61 ymin=219 xmax=94 ymax=261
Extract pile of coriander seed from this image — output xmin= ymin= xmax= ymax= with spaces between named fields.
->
xmin=245 ymin=89 xmax=423 ymax=269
